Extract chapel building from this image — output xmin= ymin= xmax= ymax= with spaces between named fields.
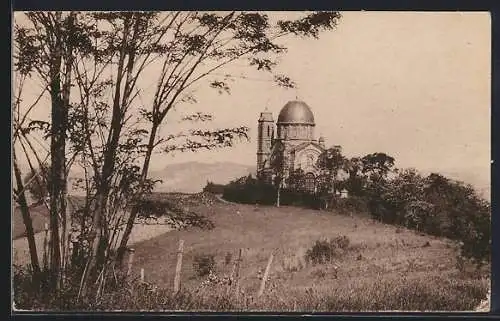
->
xmin=256 ymin=100 xmax=329 ymax=192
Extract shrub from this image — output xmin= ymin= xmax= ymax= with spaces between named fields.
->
xmin=193 ymin=253 xmax=217 ymax=278
xmin=222 ymin=175 xmax=276 ymax=205
xmin=305 ymin=235 xmax=350 ymax=265
xmin=203 ymin=181 xmax=227 ymax=194
xmin=12 ymin=263 xmax=131 ymax=311
xmin=331 ymin=235 xmax=350 ymax=250
xmin=329 ymin=196 xmax=369 ymax=215
xmin=365 ymin=169 xmax=491 ymax=265
xmin=222 ymin=175 xmax=324 ymax=209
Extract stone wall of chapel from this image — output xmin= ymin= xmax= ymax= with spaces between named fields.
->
xmin=257 ymin=120 xmax=274 ymax=173
xmin=283 ymin=142 xmax=294 ymax=179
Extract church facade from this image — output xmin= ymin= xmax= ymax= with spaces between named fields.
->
xmin=256 ymin=100 xmax=327 ymax=192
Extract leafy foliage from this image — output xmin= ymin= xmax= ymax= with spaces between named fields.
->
xmin=135 ymin=198 xmax=215 ymax=230
xmin=203 ymin=181 xmax=227 ymax=194
xmin=316 ymin=146 xmax=347 ymax=194
xmin=222 ymin=175 xmax=324 ymax=208
xmin=361 ymin=152 xmax=395 ymax=179
xmin=305 ymin=235 xmax=350 ymax=265
xmin=13 ymin=10 xmax=344 ymax=305
xmin=366 ymin=169 xmax=490 ymax=264
xmin=225 ymin=147 xmax=490 ymax=266
xmin=22 ymin=164 xmax=51 ymax=203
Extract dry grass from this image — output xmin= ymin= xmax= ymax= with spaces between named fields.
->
xmin=127 ymin=199 xmax=489 ymax=311
xmin=12 ymin=195 xmax=490 ymax=311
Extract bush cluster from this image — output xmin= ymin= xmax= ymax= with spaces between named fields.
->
xmin=330 ymin=196 xmax=369 ymax=215
xmin=219 ymin=170 xmax=490 ymax=265
xmin=221 ymin=175 xmax=325 ymax=208
xmin=221 ymin=175 xmax=275 ymax=205
xmin=365 ymin=170 xmax=491 ymax=265
xmin=203 ymin=181 xmax=227 ymax=194
xmin=305 ymin=235 xmax=350 ymax=265
xmin=12 ymin=264 xmax=128 ymax=310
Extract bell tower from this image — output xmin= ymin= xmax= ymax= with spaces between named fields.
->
xmin=257 ymin=111 xmax=274 ymax=174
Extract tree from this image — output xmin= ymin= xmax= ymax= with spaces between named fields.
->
xmin=14 ymin=11 xmax=93 ymax=288
xmin=14 ymin=11 xmax=343 ymax=299
xmin=361 ymin=152 xmax=395 ymax=182
xmin=13 ymin=45 xmax=47 ymax=282
xmin=388 ymin=168 xmax=429 ymax=227
xmin=269 ymin=142 xmax=285 ymax=207
xmin=422 ymin=173 xmax=491 ymax=264
xmin=13 ymin=152 xmax=41 ymax=277
xmin=316 ymin=146 xmax=346 ymax=195
xmin=365 ymin=166 xmax=491 ymax=266
xmin=343 ymin=157 xmax=365 ymax=196
xmin=116 ymin=11 xmax=343 ymax=260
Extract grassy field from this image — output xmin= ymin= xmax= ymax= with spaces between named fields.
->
xmin=126 ymin=195 xmax=489 ymax=311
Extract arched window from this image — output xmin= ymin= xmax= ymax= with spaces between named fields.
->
xmin=267 ymin=126 xmax=270 ymax=137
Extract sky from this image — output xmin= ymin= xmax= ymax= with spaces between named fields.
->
xmin=13 ymin=11 xmax=491 ymax=186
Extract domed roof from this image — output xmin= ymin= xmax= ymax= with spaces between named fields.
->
xmin=277 ymin=101 xmax=315 ymax=125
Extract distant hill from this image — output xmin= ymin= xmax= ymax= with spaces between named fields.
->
xmin=150 ymin=161 xmax=256 ymax=193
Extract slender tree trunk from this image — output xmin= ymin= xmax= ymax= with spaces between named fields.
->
xmin=48 ymin=26 xmax=66 ymax=288
xmin=59 ymin=15 xmax=75 ymax=283
xmin=116 ymin=123 xmax=158 ymax=265
xmin=276 ymin=179 xmax=281 ymax=207
xmin=83 ymin=15 xmax=135 ymax=286
xmin=13 ymin=152 xmax=41 ymax=276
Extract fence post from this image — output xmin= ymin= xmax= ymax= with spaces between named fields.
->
xmin=233 ymin=248 xmax=243 ymax=298
xmin=257 ymin=251 xmax=274 ymax=298
xmin=173 ymin=239 xmax=184 ymax=295
xmin=126 ymin=248 xmax=135 ymax=278
xmin=226 ymin=259 xmax=235 ymax=295
xmin=140 ymin=268 xmax=145 ymax=283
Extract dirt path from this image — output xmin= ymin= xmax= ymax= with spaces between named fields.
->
xmin=215 ymin=194 xmax=237 ymax=205
xmin=12 ymin=224 xmax=172 ymax=267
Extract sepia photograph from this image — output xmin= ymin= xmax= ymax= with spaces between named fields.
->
xmin=12 ymin=11 xmax=491 ymax=312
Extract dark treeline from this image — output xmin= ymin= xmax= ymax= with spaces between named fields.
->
xmin=214 ymin=150 xmax=490 ymax=266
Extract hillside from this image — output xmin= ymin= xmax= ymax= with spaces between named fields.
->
xmin=128 ymin=196 xmax=489 ymax=311
xmin=150 ymin=162 xmax=255 ymax=193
